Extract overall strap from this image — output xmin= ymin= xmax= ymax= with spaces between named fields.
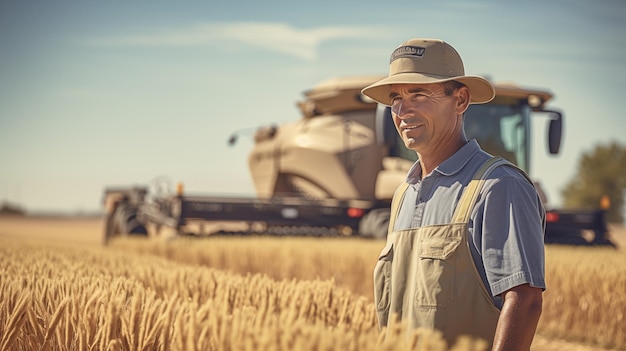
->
xmin=386 ymin=181 xmax=410 ymax=244
xmin=452 ymin=156 xmax=508 ymax=224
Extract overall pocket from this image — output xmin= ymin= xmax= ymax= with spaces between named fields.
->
xmin=373 ymin=242 xmax=393 ymax=328
xmin=414 ymin=235 xmax=461 ymax=308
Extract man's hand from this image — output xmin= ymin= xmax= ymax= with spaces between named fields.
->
xmin=492 ymin=283 xmax=543 ymax=351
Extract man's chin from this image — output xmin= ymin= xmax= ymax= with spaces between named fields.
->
xmin=403 ymin=139 xmax=421 ymax=152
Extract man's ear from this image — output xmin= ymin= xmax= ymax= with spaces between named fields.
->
xmin=456 ymin=86 xmax=470 ymax=114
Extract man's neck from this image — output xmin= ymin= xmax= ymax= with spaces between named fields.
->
xmin=417 ymin=139 xmax=467 ymax=178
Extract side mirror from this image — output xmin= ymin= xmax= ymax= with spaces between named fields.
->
xmin=547 ymin=111 xmax=562 ymax=155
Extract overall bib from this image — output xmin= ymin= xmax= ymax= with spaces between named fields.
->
xmin=373 ymin=157 xmax=507 ymax=347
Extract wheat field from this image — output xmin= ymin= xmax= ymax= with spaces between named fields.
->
xmin=1 ymin=216 xmax=625 ymax=350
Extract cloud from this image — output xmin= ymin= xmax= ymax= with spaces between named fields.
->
xmin=90 ymin=22 xmax=386 ymax=61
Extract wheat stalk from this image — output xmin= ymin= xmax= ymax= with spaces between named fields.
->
xmin=40 ymin=295 xmax=71 ymax=349
xmin=0 ymin=291 xmax=31 ymax=351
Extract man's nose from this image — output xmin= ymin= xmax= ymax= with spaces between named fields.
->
xmin=392 ymin=100 xmax=416 ymax=119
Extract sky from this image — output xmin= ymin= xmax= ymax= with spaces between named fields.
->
xmin=1 ymin=0 xmax=625 ymax=214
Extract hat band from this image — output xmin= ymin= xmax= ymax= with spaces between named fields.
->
xmin=390 ymin=46 xmax=425 ymax=63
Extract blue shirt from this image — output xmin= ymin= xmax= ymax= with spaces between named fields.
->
xmin=394 ymin=140 xmax=546 ymax=308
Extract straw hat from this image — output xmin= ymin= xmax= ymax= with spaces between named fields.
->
xmin=361 ymin=38 xmax=495 ymax=106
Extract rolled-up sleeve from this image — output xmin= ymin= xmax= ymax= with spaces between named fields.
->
xmin=475 ymin=174 xmax=546 ymax=297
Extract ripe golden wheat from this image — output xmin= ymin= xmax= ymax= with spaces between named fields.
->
xmin=541 ymin=245 xmax=626 ymax=348
xmin=2 ymin=231 xmax=625 ymax=350
xmin=110 ymin=236 xmax=626 ymax=350
xmin=0 ymin=239 xmax=487 ymax=351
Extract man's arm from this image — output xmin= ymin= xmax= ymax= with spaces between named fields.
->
xmin=492 ymin=283 xmax=543 ymax=351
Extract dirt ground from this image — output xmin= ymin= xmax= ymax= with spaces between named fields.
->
xmin=1 ymin=215 xmax=624 ymax=351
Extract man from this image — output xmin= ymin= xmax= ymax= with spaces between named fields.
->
xmin=361 ymin=38 xmax=545 ymax=350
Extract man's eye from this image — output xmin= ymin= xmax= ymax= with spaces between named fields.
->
xmin=391 ymin=97 xmax=402 ymax=105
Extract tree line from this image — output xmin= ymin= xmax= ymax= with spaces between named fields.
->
xmin=561 ymin=141 xmax=626 ymax=223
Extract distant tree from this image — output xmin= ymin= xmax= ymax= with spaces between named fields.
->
xmin=561 ymin=141 xmax=626 ymax=223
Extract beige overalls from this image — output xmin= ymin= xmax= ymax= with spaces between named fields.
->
xmin=373 ymin=157 xmax=508 ymax=348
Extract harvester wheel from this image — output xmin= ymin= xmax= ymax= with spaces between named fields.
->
xmin=105 ymin=203 xmax=147 ymax=242
xmin=358 ymin=208 xmax=390 ymax=240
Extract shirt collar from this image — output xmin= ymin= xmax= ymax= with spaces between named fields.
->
xmin=405 ymin=139 xmax=481 ymax=182
xmin=436 ymin=139 xmax=480 ymax=176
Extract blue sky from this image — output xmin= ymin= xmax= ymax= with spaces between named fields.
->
xmin=1 ymin=0 xmax=625 ymax=213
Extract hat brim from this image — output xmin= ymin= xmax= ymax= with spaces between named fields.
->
xmin=361 ymin=72 xmax=495 ymax=106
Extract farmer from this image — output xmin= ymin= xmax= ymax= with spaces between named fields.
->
xmin=362 ymin=38 xmax=545 ymax=350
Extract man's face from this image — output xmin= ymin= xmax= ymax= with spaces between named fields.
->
xmin=389 ymin=83 xmax=466 ymax=156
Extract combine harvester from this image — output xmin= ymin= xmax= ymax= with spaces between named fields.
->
xmin=102 ymin=75 xmax=613 ymax=246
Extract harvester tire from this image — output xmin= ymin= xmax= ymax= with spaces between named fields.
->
xmin=358 ymin=208 xmax=390 ymax=240
xmin=107 ymin=203 xmax=148 ymax=240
